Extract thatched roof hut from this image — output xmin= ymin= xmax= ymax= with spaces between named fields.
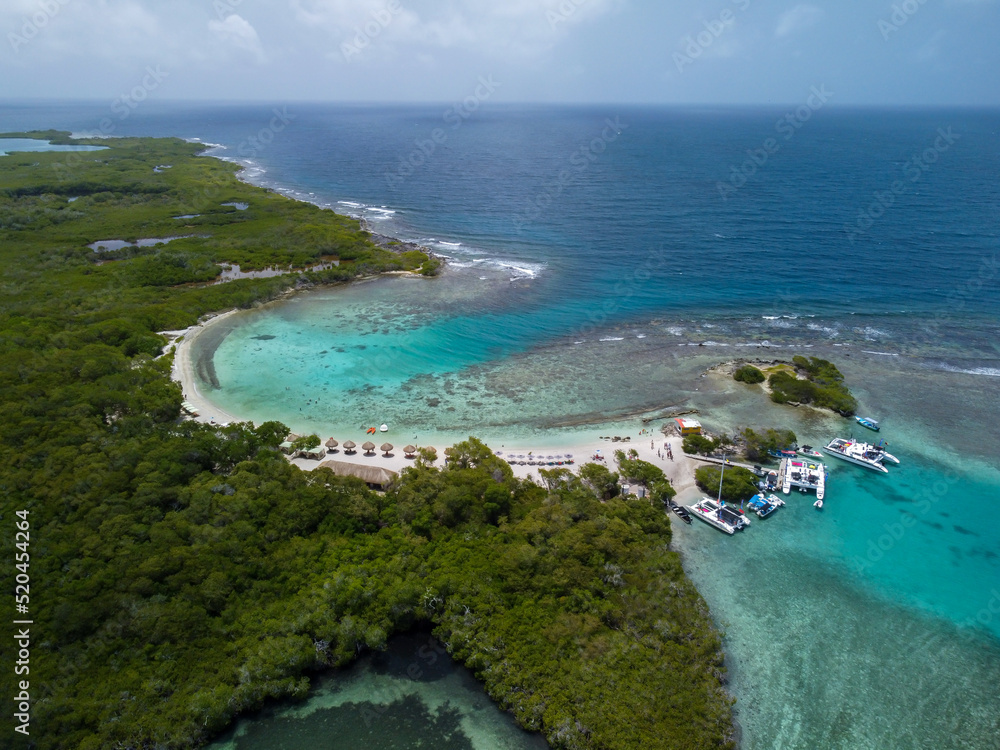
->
xmin=380 ymin=442 xmax=393 ymax=456
xmin=318 ymin=460 xmax=397 ymax=490
xmin=362 ymin=441 xmax=376 ymax=454
xmin=403 ymin=445 xmax=416 ymax=456
xmin=342 ymin=440 xmax=357 ymax=453
xmin=325 ymin=437 xmax=339 ymax=450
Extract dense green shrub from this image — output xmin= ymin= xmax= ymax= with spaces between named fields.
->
xmin=733 ymin=364 xmax=765 ymax=383
xmin=768 ymin=357 xmax=857 ymax=415
xmin=694 ymin=465 xmax=760 ymax=503
xmin=740 ymin=427 xmax=798 ymax=462
xmin=683 ymin=433 xmax=719 ymax=455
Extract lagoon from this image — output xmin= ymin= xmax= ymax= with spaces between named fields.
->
xmin=0 ymin=137 xmax=107 ymax=156
xmin=207 ymin=633 xmax=547 ymax=750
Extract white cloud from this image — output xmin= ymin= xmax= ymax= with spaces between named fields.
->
xmin=208 ymin=13 xmax=266 ymax=63
xmin=288 ymin=0 xmax=622 ymax=61
xmin=774 ymin=4 xmax=824 ymax=38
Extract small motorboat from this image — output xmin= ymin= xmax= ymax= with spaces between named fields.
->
xmin=814 ymin=498 xmax=824 ymax=509
xmin=665 ymin=499 xmax=692 ymax=525
xmin=746 ymin=493 xmax=785 ymax=518
xmin=856 ymin=416 xmax=880 ymax=431
xmin=768 ymin=448 xmax=799 ymax=459
xmin=760 ymin=470 xmax=779 ymax=492
xmin=798 ymin=445 xmax=823 ymax=459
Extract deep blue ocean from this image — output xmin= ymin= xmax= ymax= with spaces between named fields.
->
xmin=3 ymin=101 xmax=999 ymax=749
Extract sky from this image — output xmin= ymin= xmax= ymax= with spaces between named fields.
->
xmin=1 ymin=0 xmax=998 ymax=106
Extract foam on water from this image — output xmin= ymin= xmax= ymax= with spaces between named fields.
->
xmin=936 ymin=364 xmax=1000 ymax=377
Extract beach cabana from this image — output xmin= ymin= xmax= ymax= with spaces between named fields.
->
xmin=325 ymin=438 xmax=339 ymax=452
xmin=403 ymin=444 xmax=416 ymax=457
xmin=318 ymin=460 xmax=398 ymax=490
xmin=299 ymin=444 xmax=325 ymax=460
xmin=380 ymin=442 xmax=393 ymax=456
xmin=279 ymin=441 xmax=296 ymax=455
xmin=342 ymin=440 xmax=357 ymax=454
xmin=362 ymin=441 xmax=376 ymax=455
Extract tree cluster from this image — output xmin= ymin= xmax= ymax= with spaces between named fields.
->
xmin=768 ymin=356 xmax=857 ymax=415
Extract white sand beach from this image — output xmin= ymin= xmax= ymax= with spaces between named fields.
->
xmin=170 ymin=309 xmax=700 ymax=494
xmin=167 ymin=309 xmax=246 ymax=426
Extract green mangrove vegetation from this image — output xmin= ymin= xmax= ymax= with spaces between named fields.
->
xmin=732 ymin=364 xmax=765 ymax=384
xmin=693 ymin=466 xmax=760 ymax=503
xmin=0 ymin=135 xmax=735 ymax=749
xmin=739 ymin=427 xmax=798 ymax=462
xmin=767 ymin=356 xmax=857 ymax=415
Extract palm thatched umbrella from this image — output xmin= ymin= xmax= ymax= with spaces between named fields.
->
xmin=342 ymin=440 xmax=357 ymax=454
xmin=325 ymin=437 xmax=339 ymax=452
xmin=362 ymin=440 xmax=376 ymax=455
xmin=403 ymin=444 xmax=417 ymax=457
xmin=380 ymin=442 xmax=393 ymax=456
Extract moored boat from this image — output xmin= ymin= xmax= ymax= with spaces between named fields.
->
xmin=856 ymin=416 xmax=880 ymax=431
xmin=687 ymin=498 xmax=744 ymax=534
xmin=688 ymin=456 xmax=749 ymax=534
xmin=760 ymin=469 xmax=779 ymax=492
xmin=767 ymin=448 xmax=798 ymax=459
xmin=822 ymin=438 xmax=889 ymax=473
xmin=783 ymin=459 xmax=827 ymax=500
xmin=745 ymin=493 xmax=785 ymax=518
xmin=798 ymin=445 xmax=823 ymax=458
xmin=666 ymin=499 xmax=692 ymax=524
xmin=870 ymin=439 xmax=899 ymax=464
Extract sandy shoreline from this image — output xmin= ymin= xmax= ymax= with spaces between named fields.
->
xmin=168 ymin=309 xmax=247 ymax=427
xmin=168 ymin=308 xmax=700 ymax=492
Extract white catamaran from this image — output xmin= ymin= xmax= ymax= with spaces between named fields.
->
xmin=783 ymin=458 xmax=827 ymax=501
xmin=687 ymin=457 xmax=750 ymax=534
xmin=822 ymin=438 xmax=889 ymax=473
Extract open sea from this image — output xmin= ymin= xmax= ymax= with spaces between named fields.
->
xmin=3 ymin=101 xmax=999 ymax=749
